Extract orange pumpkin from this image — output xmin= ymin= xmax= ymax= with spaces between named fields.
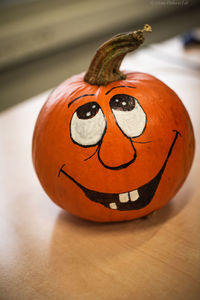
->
xmin=32 ymin=25 xmax=195 ymax=222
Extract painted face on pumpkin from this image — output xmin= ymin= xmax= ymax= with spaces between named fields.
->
xmin=33 ymin=25 xmax=194 ymax=222
xmin=58 ymin=85 xmax=181 ymax=211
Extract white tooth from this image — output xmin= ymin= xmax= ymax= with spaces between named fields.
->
xmin=119 ymin=192 xmax=129 ymax=203
xmin=109 ymin=203 xmax=117 ymax=209
xmin=129 ymin=190 xmax=139 ymax=202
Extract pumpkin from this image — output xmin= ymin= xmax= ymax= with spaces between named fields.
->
xmin=32 ymin=25 xmax=195 ymax=222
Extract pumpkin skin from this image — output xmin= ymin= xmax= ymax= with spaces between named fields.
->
xmin=32 ymin=71 xmax=195 ymax=222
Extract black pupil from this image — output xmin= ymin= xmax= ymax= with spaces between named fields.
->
xmin=110 ymin=94 xmax=135 ymax=111
xmin=76 ymin=102 xmax=100 ymax=119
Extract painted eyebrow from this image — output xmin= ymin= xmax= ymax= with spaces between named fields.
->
xmin=105 ymin=85 xmax=136 ymax=95
xmin=68 ymin=94 xmax=95 ymax=108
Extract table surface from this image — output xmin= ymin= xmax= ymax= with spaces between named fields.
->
xmin=0 ymin=37 xmax=200 ymax=300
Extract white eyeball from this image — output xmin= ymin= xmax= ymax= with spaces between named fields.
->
xmin=110 ymin=94 xmax=146 ymax=137
xmin=70 ymin=102 xmax=106 ymax=146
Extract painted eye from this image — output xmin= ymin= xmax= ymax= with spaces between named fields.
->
xmin=110 ymin=94 xmax=146 ymax=137
xmin=70 ymin=102 xmax=106 ymax=146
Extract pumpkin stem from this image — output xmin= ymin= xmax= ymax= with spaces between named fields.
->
xmin=84 ymin=24 xmax=152 ymax=86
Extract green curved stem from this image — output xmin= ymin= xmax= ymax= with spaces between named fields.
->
xmin=84 ymin=24 xmax=152 ymax=86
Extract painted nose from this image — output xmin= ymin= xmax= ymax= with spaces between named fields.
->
xmin=98 ymin=128 xmax=136 ymax=170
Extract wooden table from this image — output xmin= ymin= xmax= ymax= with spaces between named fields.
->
xmin=0 ymin=37 xmax=200 ymax=300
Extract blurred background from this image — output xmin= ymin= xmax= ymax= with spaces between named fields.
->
xmin=0 ymin=0 xmax=200 ymax=111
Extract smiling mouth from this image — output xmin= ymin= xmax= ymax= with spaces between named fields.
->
xmin=59 ymin=130 xmax=180 ymax=211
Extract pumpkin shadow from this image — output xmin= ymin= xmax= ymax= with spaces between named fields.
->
xmin=48 ymin=185 xmax=191 ymax=265
xmin=45 ymin=183 xmax=193 ymax=298
xmin=47 ymin=187 xmax=191 ymax=297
